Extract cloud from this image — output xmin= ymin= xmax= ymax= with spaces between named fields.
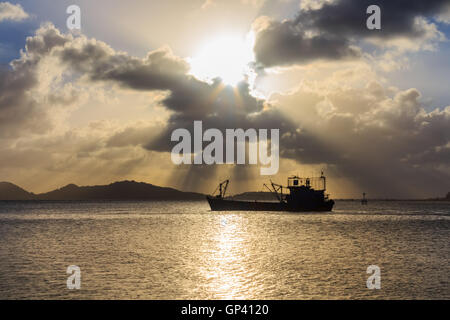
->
xmin=0 ymin=23 xmax=187 ymax=138
xmin=295 ymin=0 xmax=447 ymax=38
xmin=52 ymin=20 xmax=449 ymax=197
xmin=0 ymin=121 xmax=174 ymax=193
xmin=253 ymin=0 xmax=449 ymax=67
xmin=0 ymin=23 xmax=292 ymax=191
xmin=202 ymin=0 xmax=265 ymax=10
xmin=1 ymin=23 xmax=449 ymax=197
xmin=35 ymin=23 xmax=288 ymax=153
xmin=435 ymin=2 xmax=450 ymax=23
xmin=0 ymin=2 xmax=29 ymax=22
xmin=252 ymin=16 xmax=361 ymax=67
xmin=0 ymin=24 xmax=73 ymax=138
xmin=272 ymin=80 xmax=450 ymax=197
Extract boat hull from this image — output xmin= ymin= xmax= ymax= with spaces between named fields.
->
xmin=207 ymin=196 xmax=334 ymax=212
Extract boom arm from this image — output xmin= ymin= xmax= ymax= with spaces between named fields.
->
xmin=263 ymin=181 xmax=285 ymax=203
xmin=213 ymin=180 xmax=229 ymax=198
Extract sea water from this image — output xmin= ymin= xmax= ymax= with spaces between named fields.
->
xmin=0 ymin=200 xmax=448 ymax=299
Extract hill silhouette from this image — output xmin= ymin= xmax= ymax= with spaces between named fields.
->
xmin=0 ymin=182 xmax=35 ymax=200
xmin=425 ymin=192 xmax=450 ymax=201
xmin=0 ymin=181 xmax=204 ymax=201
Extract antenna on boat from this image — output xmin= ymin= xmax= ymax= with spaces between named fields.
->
xmin=212 ymin=180 xmax=229 ymax=199
xmin=263 ymin=180 xmax=285 ymax=203
xmin=321 ymin=170 xmax=326 ymax=191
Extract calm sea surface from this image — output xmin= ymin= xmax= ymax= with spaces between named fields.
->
xmin=0 ymin=200 xmax=448 ymax=300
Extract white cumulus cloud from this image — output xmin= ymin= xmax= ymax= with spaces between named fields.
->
xmin=0 ymin=2 xmax=29 ymax=22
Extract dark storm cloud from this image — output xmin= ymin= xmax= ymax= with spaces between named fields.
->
xmin=296 ymin=0 xmax=448 ymax=38
xmin=60 ymin=45 xmax=190 ymax=93
xmin=253 ymin=18 xmax=361 ymax=67
xmin=253 ymin=0 xmax=450 ymax=67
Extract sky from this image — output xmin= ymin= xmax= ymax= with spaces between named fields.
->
xmin=0 ymin=0 xmax=449 ymax=198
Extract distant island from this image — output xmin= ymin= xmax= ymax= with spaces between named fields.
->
xmin=0 ymin=181 xmax=449 ymax=202
xmin=426 ymin=192 xmax=450 ymax=201
xmin=0 ymin=181 xmax=205 ymax=201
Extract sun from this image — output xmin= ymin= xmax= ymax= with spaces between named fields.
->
xmin=189 ymin=34 xmax=255 ymax=86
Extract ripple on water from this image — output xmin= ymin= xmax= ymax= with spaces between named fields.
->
xmin=0 ymin=200 xmax=449 ymax=299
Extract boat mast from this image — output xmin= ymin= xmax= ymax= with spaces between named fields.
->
xmin=263 ymin=181 xmax=285 ymax=203
xmin=321 ymin=171 xmax=326 ymax=191
xmin=213 ymin=180 xmax=229 ymax=198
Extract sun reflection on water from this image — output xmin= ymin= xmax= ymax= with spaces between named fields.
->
xmin=199 ymin=214 xmax=253 ymax=299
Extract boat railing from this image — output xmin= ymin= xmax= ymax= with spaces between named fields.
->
xmin=288 ymin=176 xmax=326 ymax=191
